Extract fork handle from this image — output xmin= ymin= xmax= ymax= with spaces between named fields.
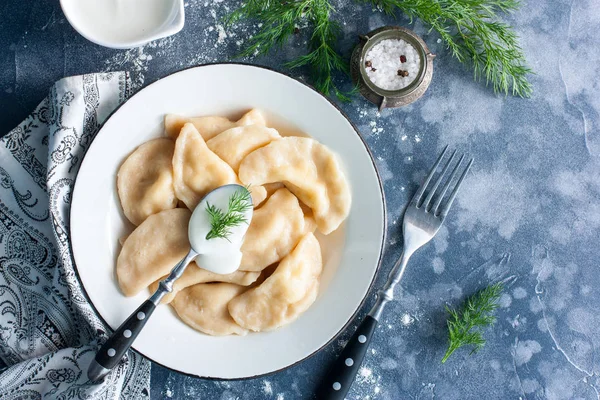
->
xmin=315 ymin=315 xmax=378 ymax=399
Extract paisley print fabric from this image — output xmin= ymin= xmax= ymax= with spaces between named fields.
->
xmin=0 ymin=73 xmax=151 ymax=399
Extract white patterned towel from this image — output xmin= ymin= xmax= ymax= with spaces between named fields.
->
xmin=0 ymin=73 xmax=151 ymax=399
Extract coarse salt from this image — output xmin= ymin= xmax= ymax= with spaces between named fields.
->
xmin=365 ymin=38 xmax=420 ymax=91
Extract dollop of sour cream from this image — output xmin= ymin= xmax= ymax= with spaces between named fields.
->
xmin=188 ymin=185 xmax=253 ymax=275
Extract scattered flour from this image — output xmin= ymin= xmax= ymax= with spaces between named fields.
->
xmin=215 ymin=25 xmax=227 ymax=46
xmin=521 ymin=378 xmax=541 ymax=394
xmin=357 ymin=366 xmax=373 ymax=383
xmin=263 ymin=381 xmax=273 ymax=395
xmin=102 ymin=36 xmax=174 ymax=90
xmin=513 ymin=339 xmax=542 ymax=366
xmin=368 ymin=120 xmax=384 ymax=135
xmin=103 ymin=46 xmax=152 ymax=89
xmin=375 ymin=156 xmax=393 ymax=181
xmin=508 ymin=314 xmax=526 ymax=329
xmin=401 ymin=313 xmax=414 ymax=326
xmin=433 ymin=225 xmax=449 ymax=254
xmin=489 ymin=359 xmax=501 ymax=370
xmin=419 ymin=79 xmax=503 ymax=144
xmin=454 ymin=163 xmax=535 ymax=240
xmin=499 ymin=293 xmax=512 ymax=308
xmin=380 ymin=357 xmax=398 ymax=370
xmin=432 ymin=257 xmax=445 ymax=274
xmin=513 ymin=287 xmax=527 ymax=299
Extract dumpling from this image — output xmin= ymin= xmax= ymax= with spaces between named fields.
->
xmin=117 ymin=138 xmax=177 ymax=225
xmin=263 ymin=182 xmax=285 ymax=197
xmin=228 ymin=233 xmax=322 ymax=332
xmin=171 ymin=283 xmax=248 ymax=336
xmin=236 ymin=109 xmax=266 ymax=126
xmin=117 ymin=208 xmax=190 ymax=297
xmin=239 ymin=188 xmax=315 ymax=272
xmin=164 ymin=109 xmax=266 ymax=141
xmin=172 ymin=123 xmax=266 ymax=209
xmin=172 ymin=123 xmax=237 ymax=209
xmin=165 ymin=115 xmax=235 ymax=141
xmin=238 ymin=137 xmax=351 ymax=234
xmin=206 ymin=125 xmax=281 ymax=172
xmin=149 ymin=267 xmax=260 ymax=304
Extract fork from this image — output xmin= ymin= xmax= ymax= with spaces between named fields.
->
xmin=316 ymin=147 xmax=473 ymax=399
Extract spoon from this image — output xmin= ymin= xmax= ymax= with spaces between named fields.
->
xmin=87 ymin=184 xmax=252 ymax=381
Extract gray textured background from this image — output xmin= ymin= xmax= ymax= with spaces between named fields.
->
xmin=1 ymin=0 xmax=599 ymax=399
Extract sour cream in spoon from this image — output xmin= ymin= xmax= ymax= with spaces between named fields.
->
xmin=189 ymin=184 xmax=253 ymax=274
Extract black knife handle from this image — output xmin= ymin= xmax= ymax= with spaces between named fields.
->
xmin=92 ymin=300 xmax=155 ymax=372
xmin=316 ymin=315 xmax=378 ymax=399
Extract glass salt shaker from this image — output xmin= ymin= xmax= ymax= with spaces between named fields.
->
xmin=351 ymin=26 xmax=435 ymax=110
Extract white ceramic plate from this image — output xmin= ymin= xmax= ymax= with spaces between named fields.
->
xmin=70 ymin=64 xmax=386 ymax=379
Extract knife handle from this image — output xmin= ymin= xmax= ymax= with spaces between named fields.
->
xmin=316 ymin=315 xmax=378 ymax=399
xmin=89 ymin=300 xmax=155 ymax=380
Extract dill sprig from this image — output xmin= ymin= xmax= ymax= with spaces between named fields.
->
xmin=225 ymin=0 xmax=532 ymax=98
xmin=205 ymin=188 xmax=252 ymax=241
xmin=442 ymin=282 xmax=503 ymax=363
xmin=226 ymin=0 xmax=308 ymax=58
xmin=366 ymin=0 xmax=532 ymax=96
xmin=286 ymin=0 xmax=352 ymax=101
xmin=226 ymin=0 xmax=350 ymax=100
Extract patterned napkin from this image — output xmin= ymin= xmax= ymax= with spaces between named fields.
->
xmin=0 ymin=73 xmax=150 ymax=399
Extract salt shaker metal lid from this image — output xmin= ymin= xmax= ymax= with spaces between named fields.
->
xmin=351 ymin=26 xmax=435 ymax=110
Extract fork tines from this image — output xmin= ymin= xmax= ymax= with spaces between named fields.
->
xmin=411 ymin=146 xmax=473 ymax=217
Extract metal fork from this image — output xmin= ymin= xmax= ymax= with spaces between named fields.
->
xmin=316 ymin=147 xmax=473 ymax=400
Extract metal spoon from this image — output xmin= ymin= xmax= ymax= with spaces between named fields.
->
xmin=88 ymin=184 xmax=250 ymax=381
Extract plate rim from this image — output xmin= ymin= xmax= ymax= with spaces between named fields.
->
xmin=69 ymin=62 xmax=387 ymax=380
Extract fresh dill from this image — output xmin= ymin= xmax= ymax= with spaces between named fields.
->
xmin=205 ymin=188 xmax=252 ymax=241
xmin=226 ymin=0 xmax=350 ymax=100
xmin=225 ymin=0 xmax=531 ymax=97
xmin=285 ymin=0 xmax=352 ymax=101
xmin=442 ymin=282 xmax=503 ymax=363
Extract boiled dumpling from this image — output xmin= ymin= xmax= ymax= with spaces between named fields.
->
xmin=117 ymin=138 xmax=177 ymax=226
xmin=236 ymin=109 xmax=266 ymax=126
xmin=240 ymin=188 xmax=315 ymax=272
xmin=164 ymin=109 xmax=266 ymax=140
xmin=263 ymin=182 xmax=285 ymax=197
xmin=228 ymin=233 xmax=322 ymax=332
xmin=286 ymin=281 xmax=319 ymax=323
xmin=206 ymin=125 xmax=281 ymax=172
xmin=117 ymin=208 xmax=190 ymax=297
xmin=172 ymin=123 xmax=237 ymax=209
xmin=238 ymin=137 xmax=351 ymax=234
xmin=149 ymin=267 xmax=260 ymax=304
xmin=165 ymin=115 xmax=235 ymax=141
xmin=172 ymin=123 xmax=266 ymax=209
xmin=171 ymin=283 xmax=248 ymax=336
